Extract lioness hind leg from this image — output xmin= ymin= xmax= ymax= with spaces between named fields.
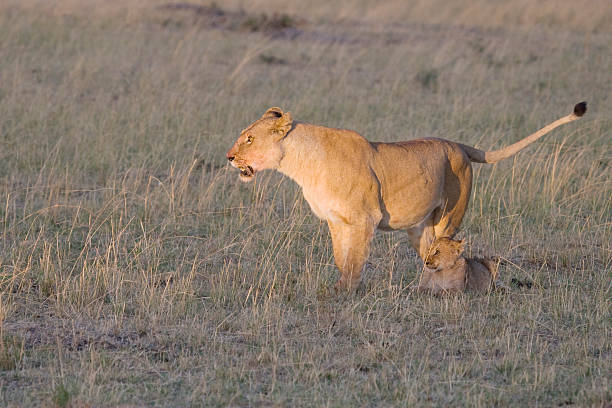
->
xmin=406 ymin=213 xmax=436 ymax=261
xmin=433 ymin=154 xmax=473 ymax=240
xmin=415 ymin=160 xmax=472 ymax=293
xmin=406 ymin=214 xmax=439 ymax=290
xmin=328 ymin=220 xmax=376 ymax=292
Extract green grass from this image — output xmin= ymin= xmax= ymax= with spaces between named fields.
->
xmin=0 ymin=1 xmax=610 ymax=406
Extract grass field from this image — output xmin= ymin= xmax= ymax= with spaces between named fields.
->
xmin=0 ymin=1 xmax=610 ymax=406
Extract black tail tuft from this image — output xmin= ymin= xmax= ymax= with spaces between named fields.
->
xmin=573 ymin=101 xmax=587 ymax=117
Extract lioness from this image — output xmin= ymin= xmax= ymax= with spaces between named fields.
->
xmin=226 ymin=103 xmax=586 ymax=291
xmin=422 ymin=237 xmax=499 ymax=293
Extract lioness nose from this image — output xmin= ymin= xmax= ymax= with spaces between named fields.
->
xmin=226 ymin=152 xmax=235 ymax=162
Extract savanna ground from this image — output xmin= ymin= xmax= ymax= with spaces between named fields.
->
xmin=0 ymin=1 xmax=610 ymax=406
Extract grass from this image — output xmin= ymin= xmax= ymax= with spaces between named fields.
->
xmin=0 ymin=1 xmax=610 ymax=406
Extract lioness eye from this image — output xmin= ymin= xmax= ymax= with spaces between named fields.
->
xmin=246 ymin=135 xmax=253 ymax=144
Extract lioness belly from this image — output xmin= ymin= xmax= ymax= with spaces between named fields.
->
xmin=372 ymin=140 xmax=448 ymax=230
xmin=379 ymin=189 xmax=442 ymax=230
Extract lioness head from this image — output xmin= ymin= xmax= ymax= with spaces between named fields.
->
xmin=424 ymin=237 xmax=465 ymax=271
xmin=226 ymin=107 xmax=293 ymax=182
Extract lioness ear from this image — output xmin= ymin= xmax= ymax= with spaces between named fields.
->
xmin=262 ymin=107 xmax=284 ymax=119
xmin=272 ymin=111 xmax=293 ymax=140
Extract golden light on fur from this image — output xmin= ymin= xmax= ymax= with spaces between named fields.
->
xmin=421 ymin=237 xmax=500 ymax=294
xmin=228 ymin=104 xmax=586 ymax=292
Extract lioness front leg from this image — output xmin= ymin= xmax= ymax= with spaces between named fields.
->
xmin=328 ymin=220 xmax=375 ymax=292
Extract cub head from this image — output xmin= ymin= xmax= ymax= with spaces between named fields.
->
xmin=424 ymin=237 xmax=465 ymax=271
xmin=226 ymin=107 xmax=293 ymax=182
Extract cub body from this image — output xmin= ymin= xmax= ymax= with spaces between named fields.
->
xmin=422 ymin=237 xmax=499 ymax=294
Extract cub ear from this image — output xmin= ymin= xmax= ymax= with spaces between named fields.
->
xmin=454 ymin=239 xmax=465 ymax=252
xmin=262 ymin=107 xmax=284 ymax=119
xmin=272 ymin=111 xmax=293 ymax=139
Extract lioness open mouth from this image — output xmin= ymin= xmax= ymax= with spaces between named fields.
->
xmin=239 ymin=165 xmax=255 ymax=181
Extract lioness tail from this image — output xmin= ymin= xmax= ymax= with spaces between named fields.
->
xmin=461 ymin=102 xmax=587 ymax=164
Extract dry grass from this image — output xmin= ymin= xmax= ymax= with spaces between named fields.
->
xmin=0 ymin=1 xmax=610 ymax=407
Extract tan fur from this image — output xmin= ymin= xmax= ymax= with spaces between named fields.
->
xmin=227 ymin=104 xmax=585 ymax=291
xmin=421 ymin=237 xmax=467 ymax=293
xmin=422 ymin=237 xmax=499 ymax=294
xmin=466 ymin=258 xmax=499 ymax=292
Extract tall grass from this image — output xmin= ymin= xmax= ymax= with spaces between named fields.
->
xmin=0 ymin=1 xmax=610 ymax=406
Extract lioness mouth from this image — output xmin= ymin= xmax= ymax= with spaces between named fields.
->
xmin=239 ymin=165 xmax=254 ymax=180
xmin=240 ymin=166 xmax=254 ymax=177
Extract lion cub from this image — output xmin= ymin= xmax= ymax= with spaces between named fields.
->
xmin=420 ymin=237 xmax=499 ymax=294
